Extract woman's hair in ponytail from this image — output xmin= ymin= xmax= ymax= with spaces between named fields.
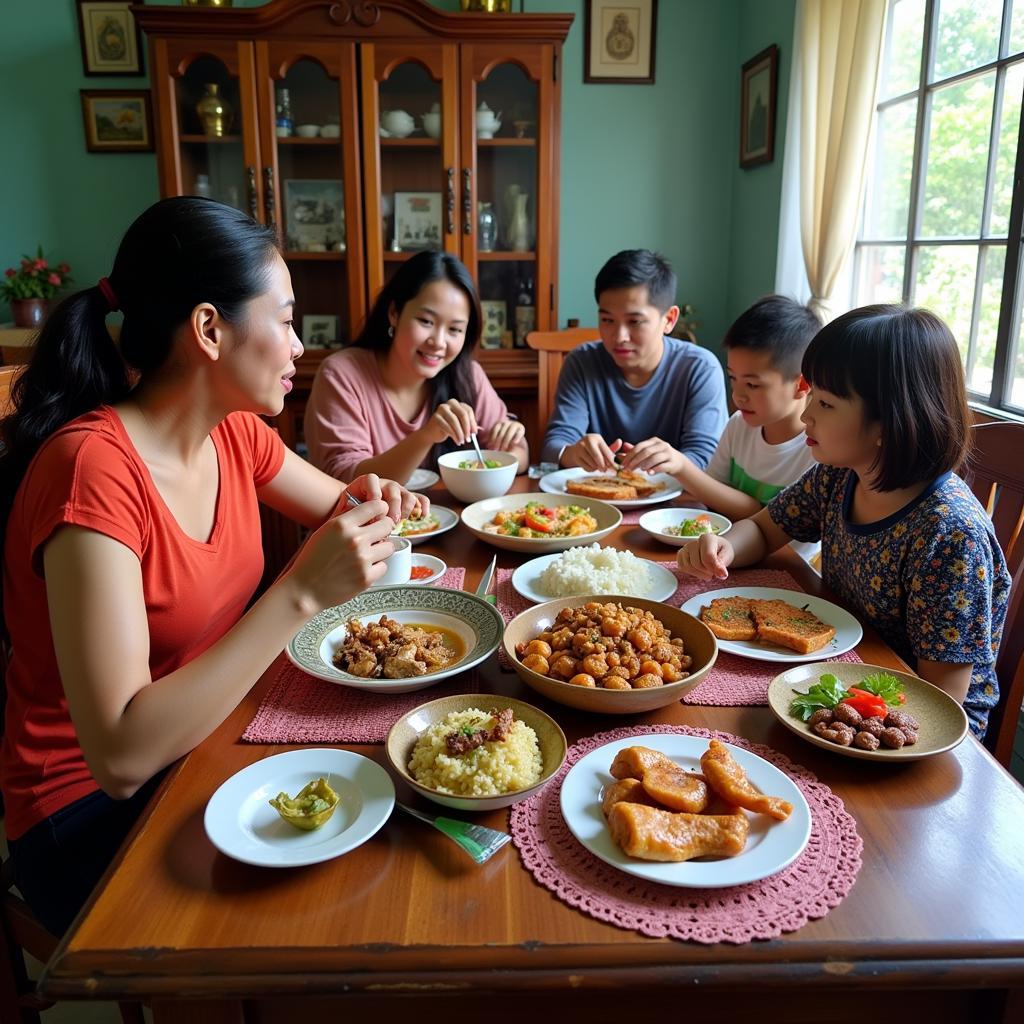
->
xmin=0 ymin=197 xmax=279 ymax=528
xmin=352 ymin=249 xmax=482 ymax=464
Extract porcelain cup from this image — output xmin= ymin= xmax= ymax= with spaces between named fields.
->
xmin=379 ymin=536 xmax=412 ymax=585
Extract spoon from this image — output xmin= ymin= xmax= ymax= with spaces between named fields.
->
xmin=470 ymin=432 xmax=487 ymax=468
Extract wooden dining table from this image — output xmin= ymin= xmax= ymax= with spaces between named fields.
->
xmin=39 ymin=476 xmax=1024 ymax=1023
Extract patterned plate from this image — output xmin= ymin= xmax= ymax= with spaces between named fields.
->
xmin=286 ymin=586 xmax=504 ymax=693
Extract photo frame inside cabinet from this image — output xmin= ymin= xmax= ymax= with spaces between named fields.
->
xmin=740 ymin=44 xmax=779 ymax=169
xmin=284 ymin=179 xmax=345 ymax=253
xmin=80 ymin=90 xmax=154 ymax=153
xmin=584 ymin=0 xmax=658 ymax=84
xmin=302 ymin=314 xmax=340 ymax=349
xmin=393 ymin=192 xmax=443 ymax=251
xmin=76 ymin=1 xmax=144 ymax=76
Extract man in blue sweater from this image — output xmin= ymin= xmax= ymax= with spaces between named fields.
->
xmin=542 ymin=250 xmax=728 ymax=473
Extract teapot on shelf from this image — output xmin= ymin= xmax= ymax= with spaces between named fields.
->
xmin=380 ymin=109 xmax=415 ymax=138
xmin=475 ymin=101 xmax=502 ymax=139
xmin=420 ymin=101 xmax=442 ymax=139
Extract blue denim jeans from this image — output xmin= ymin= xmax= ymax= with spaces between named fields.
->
xmin=8 ymin=772 xmax=164 ymax=936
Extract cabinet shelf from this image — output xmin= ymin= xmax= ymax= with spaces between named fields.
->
xmin=380 ymin=137 xmax=441 ymax=147
xmin=477 ymin=251 xmax=535 ymax=261
xmin=477 ymin=138 xmax=536 ymax=147
xmin=277 ymin=136 xmax=341 ymax=146
xmin=179 ymin=134 xmax=242 ymax=144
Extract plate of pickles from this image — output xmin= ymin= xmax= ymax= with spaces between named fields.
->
xmin=204 ymin=748 xmax=395 ymax=867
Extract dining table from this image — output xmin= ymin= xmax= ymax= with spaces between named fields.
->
xmin=39 ymin=476 xmax=1024 ymax=1024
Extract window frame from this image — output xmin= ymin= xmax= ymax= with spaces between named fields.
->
xmin=852 ymin=0 xmax=1024 ymax=413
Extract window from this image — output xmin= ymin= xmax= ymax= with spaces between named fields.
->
xmin=853 ymin=0 xmax=1024 ymax=412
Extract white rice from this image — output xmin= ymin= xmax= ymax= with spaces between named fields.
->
xmin=536 ymin=543 xmax=651 ymax=597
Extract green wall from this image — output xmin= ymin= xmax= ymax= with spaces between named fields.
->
xmin=0 ymin=0 xmax=795 ymax=348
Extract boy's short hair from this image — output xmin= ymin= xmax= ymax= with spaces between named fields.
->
xmin=594 ymin=250 xmax=677 ymax=312
xmin=722 ymin=295 xmax=822 ymax=379
xmin=801 ymin=304 xmax=971 ymax=491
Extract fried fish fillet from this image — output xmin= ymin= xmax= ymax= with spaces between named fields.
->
xmin=748 ymin=599 xmax=836 ymax=654
xmin=699 ymin=739 xmax=793 ymax=820
xmin=601 ymin=778 xmax=660 ymax=819
xmin=607 ymin=801 xmax=749 ymax=862
xmin=609 ymin=745 xmax=670 ymax=780
xmin=565 ymin=476 xmax=638 ymax=501
xmin=608 ymin=746 xmax=708 ymax=812
xmin=699 ymin=597 xmax=757 ymax=641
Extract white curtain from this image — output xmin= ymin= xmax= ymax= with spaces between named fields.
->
xmin=776 ymin=0 xmax=888 ymax=321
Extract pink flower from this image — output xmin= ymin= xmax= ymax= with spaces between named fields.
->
xmin=4 ymin=269 xmax=14 ymax=278
xmin=20 ymin=259 xmax=31 ymax=269
xmin=34 ymin=258 xmax=47 ymax=271
xmin=48 ymin=272 xmax=61 ymax=286
xmin=58 ymin=262 xmax=70 ymax=274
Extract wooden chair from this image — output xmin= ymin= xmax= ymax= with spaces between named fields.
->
xmin=963 ymin=421 xmax=1024 ymax=767
xmin=525 ymin=327 xmax=598 ymax=449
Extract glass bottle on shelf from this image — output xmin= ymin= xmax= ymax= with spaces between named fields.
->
xmin=192 ymin=173 xmax=211 ymax=198
xmin=275 ymin=88 xmax=293 ymax=138
xmin=478 ymin=202 xmax=497 ymax=252
xmin=514 ymin=277 xmax=535 ymax=348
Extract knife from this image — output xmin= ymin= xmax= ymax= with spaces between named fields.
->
xmin=475 ymin=554 xmax=497 ymax=605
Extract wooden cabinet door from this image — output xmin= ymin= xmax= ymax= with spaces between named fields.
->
xmin=360 ymin=41 xmax=460 ymax=301
xmin=255 ymin=40 xmax=365 ymax=344
xmin=459 ymin=42 xmax=559 ymax=349
xmin=150 ymin=37 xmax=262 ymax=221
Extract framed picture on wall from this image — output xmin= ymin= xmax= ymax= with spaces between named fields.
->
xmin=301 ymin=314 xmax=339 ymax=349
xmin=76 ymin=1 xmax=144 ymax=76
xmin=740 ymin=44 xmax=779 ymax=169
xmin=584 ymin=0 xmax=658 ymax=84
xmin=80 ymin=90 xmax=154 ymax=153
xmin=394 ymin=192 xmax=442 ymax=251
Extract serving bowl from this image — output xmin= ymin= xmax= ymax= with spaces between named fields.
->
xmin=385 ymin=693 xmax=567 ymax=811
xmin=460 ymin=492 xmax=622 ymax=553
xmin=295 ymin=123 xmax=320 ymax=137
xmin=503 ymin=595 xmax=718 ymax=714
xmin=638 ymin=508 xmax=732 ymax=548
xmin=437 ymin=448 xmax=517 ymax=502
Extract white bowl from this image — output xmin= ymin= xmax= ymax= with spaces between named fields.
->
xmin=638 ymin=508 xmax=732 ymax=547
xmin=320 ymin=124 xmax=340 ymax=138
xmin=295 ymin=124 xmax=320 ymax=137
xmin=437 ymin=449 xmax=517 ymax=503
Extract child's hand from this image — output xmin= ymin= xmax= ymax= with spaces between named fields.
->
xmin=676 ymin=533 xmax=734 ymax=580
xmin=564 ymin=434 xmax=623 ymax=472
xmin=485 ymin=418 xmax=526 ymax=452
xmin=619 ymin=436 xmax=686 ymax=476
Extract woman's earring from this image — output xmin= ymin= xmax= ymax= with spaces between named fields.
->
xmin=387 ymin=325 xmax=395 ymax=338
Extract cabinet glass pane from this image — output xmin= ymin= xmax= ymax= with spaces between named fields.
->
xmin=176 ymin=57 xmax=246 ymax=210
xmin=475 ymin=63 xmax=538 ymax=348
xmin=379 ymin=63 xmax=443 ymax=254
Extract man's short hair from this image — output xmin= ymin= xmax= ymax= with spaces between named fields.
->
xmin=594 ymin=250 xmax=677 ymax=312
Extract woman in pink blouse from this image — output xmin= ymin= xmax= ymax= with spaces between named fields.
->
xmin=304 ymin=251 xmax=528 ymax=483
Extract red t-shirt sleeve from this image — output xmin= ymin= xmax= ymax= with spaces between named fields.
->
xmin=224 ymin=411 xmax=287 ymax=487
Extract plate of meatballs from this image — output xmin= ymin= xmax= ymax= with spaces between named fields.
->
xmin=767 ymin=662 xmax=970 ymax=762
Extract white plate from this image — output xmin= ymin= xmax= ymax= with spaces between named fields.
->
xmin=678 ymin=586 xmax=863 ymax=663
xmin=511 ymin=551 xmax=678 ymax=604
xmin=539 ymin=467 xmax=683 ymax=508
xmin=559 ymin=734 xmax=811 ymax=888
xmin=369 ymin=554 xmax=447 ymax=589
xmin=405 ymin=468 xmax=440 ymax=491
xmin=204 ymin=748 xmax=395 ymax=868
xmin=638 ymin=508 xmax=732 ymax=548
xmin=392 ymin=505 xmax=458 ymax=545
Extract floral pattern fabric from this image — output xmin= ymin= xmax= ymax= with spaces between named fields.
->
xmin=768 ymin=465 xmax=1011 ymax=738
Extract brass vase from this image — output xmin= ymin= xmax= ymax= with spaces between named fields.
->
xmin=196 ymin=83 xmax=232 ymax=137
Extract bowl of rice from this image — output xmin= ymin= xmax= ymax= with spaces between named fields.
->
xmin=503 ymin=595 xmax=718 ymax=714
xmin=385 ymin=694 xmax=567 ymax=811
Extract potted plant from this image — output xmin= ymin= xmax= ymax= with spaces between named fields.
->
xmin=2 ymin=247 xmax=73 ymax=328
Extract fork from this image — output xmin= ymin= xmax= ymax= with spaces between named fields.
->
xmin=395 ymin=801 xmax=511 ymax=864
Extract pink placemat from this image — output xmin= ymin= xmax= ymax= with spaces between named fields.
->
xmin=496 ymin=567 xmax=862 ymax=704
xmin=242 ymin=568 xmax=480 ymax=744
xmin=510 ymin=724 xmax=863 ymax=944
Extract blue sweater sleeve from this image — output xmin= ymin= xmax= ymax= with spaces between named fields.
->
xmin=675 ymin=351 xmax=728 ymax=469
xmin=541 ymin=351 xmax=591 ymax=464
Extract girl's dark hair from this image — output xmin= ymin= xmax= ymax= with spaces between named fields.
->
xmin=353 ymin=250 xmax=482 ymax=463
xmin=801 ymin=304 xmax=971 ymax=491
xmin=0 ymin=196 xmax=279 ymax=528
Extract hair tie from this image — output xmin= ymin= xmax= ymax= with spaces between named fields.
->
xmin=97 ymin=277 xmax=119 ymax=312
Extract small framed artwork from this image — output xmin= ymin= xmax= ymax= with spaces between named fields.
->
xmin=76 ymin=1 xmax=144 ymax=76
xmin=394 ymin=192 xmax=442 ymax=251
xmin=301 ymin=314 xmax=339 ymax=349
xmin=584 ymin=0 xmax=658 ymax=84
xmin=80 ymin=90 xmax=154 ymax=153
xmin=480 ymin=300 xmax=507 ymax=350
xmin=284 ymin=179 xmax=345 ymax=252
xmin=740 ymin=44 xmax=779 ymax=169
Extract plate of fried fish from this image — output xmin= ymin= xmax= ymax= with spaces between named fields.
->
xmin=560 ymin=735 xmax=811 ymax=887
xmin=679 ymin=587 xmax=862 ymax=663
xmin=539 ymin=467 xmax=682 ymax=507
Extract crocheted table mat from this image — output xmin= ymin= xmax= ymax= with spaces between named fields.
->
xmin=495 ymin=567 xmax=862 ymax=705
xmin=509 ymin=724 xmax=863 ymax=944
xmin=242 ymin=569 xmax=479 ymax=744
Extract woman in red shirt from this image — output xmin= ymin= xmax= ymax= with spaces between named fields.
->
xmin=0 ymin=197 xmax=421 ymax=934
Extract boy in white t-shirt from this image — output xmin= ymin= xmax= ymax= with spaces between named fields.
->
xmin=670 ymin=295 xmax=821 ymax=520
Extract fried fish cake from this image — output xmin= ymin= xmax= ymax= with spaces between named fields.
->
xmin=639 ymin=762 xmax=709 ymax=813
xmin=699 ymin=597 xmax=757 ymax=641
xmin=601 ymin=778 xmax=660 ymax=819
xmin=699 ymin=739 xmax=793 ymax=821
xmin=607 ymin=802 xmax=749 ymax=862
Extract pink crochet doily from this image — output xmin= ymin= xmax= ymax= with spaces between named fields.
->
xmin=509 ymin=724 xmax=863 ymax=944
xmin=242 ymin=568 xmax=480 ymax=744
xmin=496 ymin=567 xmax=861 ymax=703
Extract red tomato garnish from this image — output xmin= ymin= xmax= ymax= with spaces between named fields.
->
xmin=524 ymin=512 xmax=554 ymax=533
xmin=410 ymin=565 xmax=433 ymax=580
